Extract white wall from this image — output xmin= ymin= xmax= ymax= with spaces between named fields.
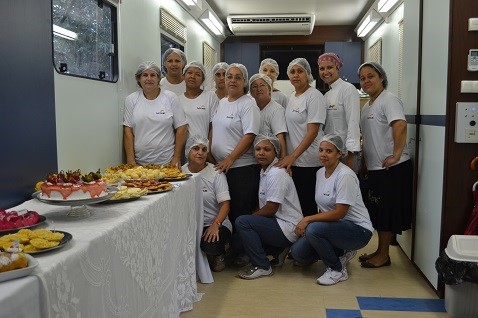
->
xmin=54 ymin=0 xmax=221 ymax=171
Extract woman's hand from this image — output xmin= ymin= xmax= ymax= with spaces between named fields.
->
xmin=202 ymin=224 xmax=220 ymax=242
xmin=275 ymin=154 xmax=295 ymax=174
xmin=294 ymin=218 xmax=310 ymax=236
xmin=382 ymin=154 xmax=399 ymax=169
xmin=214 ymin=157 xmax=234 ymax=173
xmin=170 ymin=156 xmax=182 ymax=169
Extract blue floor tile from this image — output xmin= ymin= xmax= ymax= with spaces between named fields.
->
xmin=357 ymin=297 xmax=446 ymax=312
xmin=326 ymin=309 xmax=362 ymax=318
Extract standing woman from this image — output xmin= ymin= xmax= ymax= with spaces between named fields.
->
xmin=212 ymin=62 xmax=229 ymax=100
xmin=249 ymin=73 xmax=287 ymax=158
xmin=160 ymin=48 xmax=187 ymax=95
xmin=276 ymin=58 xmax=327 ymax=217
xmin=210 ymin=63 xmax=260 ymax=226
xmin=259 ymin=58 xmax=288 ymax=108
xmin=123 ymin=61 xmax=188 ymax=167
xmin=179 ymin=61 xmax=219 ymax=138
xmin=358 ymin=62 xmax=412 ymax=268
xmin=318 ymin=53 xmax=361 ymax=170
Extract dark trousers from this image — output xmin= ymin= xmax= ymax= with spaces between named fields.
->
xmin=200 ymin=226 xmax=232 ymax=256
xmin=291 ymin=166 xmax=319 ymax=216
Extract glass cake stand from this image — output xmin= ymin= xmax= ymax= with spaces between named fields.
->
xmin=32 ymin=186 xmax=117 ymax=217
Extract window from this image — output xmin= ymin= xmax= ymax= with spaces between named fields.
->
xmin=203 ymin=42 xmax=216 ymax=91
xmin=368 ymin=38 xmax=382 ymax=65
xmin=52 ymin=0 xmax=118 ymax=82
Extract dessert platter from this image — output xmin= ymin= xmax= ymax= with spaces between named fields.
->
xmin=0 ymin=209 xmax=46 ymax=234
xmin=0 ymin=228 xmax=72 ymax=254
xmin=163 ymin=173 xmax=192 ymax=182
xmin=0 ymin=249 xmax=38 ymax=283
xmin=122 ymin=179 xmax=174 ymax=194
xmin=99 ymin=186 xmax=148 ymax=204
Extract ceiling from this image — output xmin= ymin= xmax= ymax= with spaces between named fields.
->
xmin=206 ymin=0 xmax=376 ymax=29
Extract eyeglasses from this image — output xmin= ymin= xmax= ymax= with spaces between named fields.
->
xmin=226 ymin=75 xmax=244 ymax=81
xmin=250 ymin=83 xmax=268 ymax=90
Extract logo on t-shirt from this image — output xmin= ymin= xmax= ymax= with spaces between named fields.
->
xmin=367 ymin=113 xmax=374 ymax=119
xmin=156 ymin=109 xmax=166 ymax=115
xmin=197 ymin=105 xmax=206 ymax=110
xmin=259 ymin=189 xmax=266 ymax=196
xmin=226 ymin=113 xmax=234 ymax=119
xmin=327 ymin=104 xmax=337 ymax=110
xmin=202 ymin=186 xmax=208 ymax=193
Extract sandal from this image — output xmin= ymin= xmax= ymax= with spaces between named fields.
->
xmin=361 ymin=257 xmax=391 ymax=268
xmin=358 ymin=253 xmax=371 ymax=262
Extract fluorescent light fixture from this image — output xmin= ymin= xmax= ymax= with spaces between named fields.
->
xmin=377 ymin=0 xmax=400 ymax=13
xmin=201 ymin=10 xmax=223 ymax=35
xmin=53 ymin=24 xmax=78 ymax=41
xmin=179 ymin=0 xmax=198 ymax=6
xmin=356 ymin=9 xmax=382 ymax=37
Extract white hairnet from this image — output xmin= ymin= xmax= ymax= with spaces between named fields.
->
xmin=183 ymin=61 xmax=206 ymax=82
xmin=226 ymin=63 xmax=249 ymax=93
xmin=249 ymin=73 xmax=272 ymax=92
xmin=287 ymin=58 xmax=314 ymax=83
xmin=212 ymin=62 xmax=229 ymax=76
xmin=259 ymin=58 xmax=280 ymax=77
xmin=185 ymin=135 xmax=209 ymax=157
xmin=161 ymin=48 xmax=187 ymax=74
xmin=254 ymin=133 xmax=280 ymax=156
xmin=320 ymin=134 xmax=347 ymax=156
xmin=135 ymin=61 xmax=161 ymax=87
xmin=358 ymin=61 xmax=388 ymax=89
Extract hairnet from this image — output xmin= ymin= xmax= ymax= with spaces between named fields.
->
xmin=259 ymin=58 xmax=280 ymax=77
xmin=318 ymin=52 xmax=343 ymax=69
xmin=185 ymin=135 xmax=209 ymax=157
xmin=254 ymin=133 xmax=280 ymax=156
xmin=226 ymin=63 xmax=249 ymax=93
xmin=135 ymin=61 xmax=161 ymax=87
xmin=320 ymin=134 xmax=347 ymax=156
xmin=212 ymin=62 xmax=229 ymax=76
xmin=287 ymin=58 xmax=314 ymax=83
xmin=161 ymin=48 xmax=187 ymax=74
xmin=183 ymin=61 xmax=206 ymax=82
xmin=358 ymin=61 xmax=388 ymax=89
xmin=249 ymin=73 xmax=272 ymax=92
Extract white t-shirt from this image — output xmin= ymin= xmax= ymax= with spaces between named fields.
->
xmin=123 ymin=90 xmax=187 ymax=165
xmin=211 ymin=95 xmax=260 ymax=168
xmin=160 ymin=77 xmax=186 ymax=96
xmin=259 ymin=100 xmax=287 ymax=136
xmin=179 ymin=91 xmax=219 ymax=138
xmin=285 ymin=86 xmax=326 ymax=167
xmin=360 ymin=90 xmax=410 ymax=170
xmin=182 ymin=163 xmax=233 ymax=233
xmin=323 ymin=78 xmax=361 ymax=153
xmin=259 ymin=162 xmax=303 ymax=242
xmin=315 ymin=162 xmax=374 ymax=233
xmin=272 ymin=90 xmax=289 ymax=108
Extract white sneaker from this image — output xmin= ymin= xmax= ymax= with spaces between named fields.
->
xmin=316 ymin=268 xmax=348 ymax=285
xmin=339 ymin=250 xmax=357 ymax=269
xmin=238 ymin=265 xmax=273 ymax=280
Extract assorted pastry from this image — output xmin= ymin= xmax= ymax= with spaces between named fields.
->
xmin=0 ymin=229 xmax=65 ymax=253
xmin=0 ymin=243 xmax=29 ymax=273
xmin=0 ymin=209 xmax=41 ymax=231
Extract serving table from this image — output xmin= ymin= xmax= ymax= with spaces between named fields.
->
xmin=0 ymin=175 xmax=212 ymax=317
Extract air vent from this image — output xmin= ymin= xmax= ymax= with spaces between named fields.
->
xmin=227 ymin=14 xmax=315 ymax=36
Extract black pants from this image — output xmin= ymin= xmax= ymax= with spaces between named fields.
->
xmin=291 ymin=166 xmax=319 ymax=217
xmin=200 ymin=226 xmax=232 ymax=256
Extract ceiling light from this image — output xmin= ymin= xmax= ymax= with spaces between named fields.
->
xmin=356 ymin=9 xmax=382 ymax=38
xmin=53 ymin=24 xmax=78 ymax=41
xmin=179 ymin=0 xmax=198 ymax=6
xmin=201 ymin=10 xmax=223 ymax=36
xmin=377 ymin=0 xmax=400 ymax=13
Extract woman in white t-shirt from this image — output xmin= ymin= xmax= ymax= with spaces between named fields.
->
xmin=275 ymin=58 xmax=327 ymax=217
xmin=178 ymin=61 xmax=219 ymax=139
xmin=291 ymin=134 xmax=373 ymax=286
xmin=160 ymin=48 xmax=187 ymax=95
xmin=123 ymin=61 xmax=188 ymax=167
xmin=182 ymin=135 xmax=232 ymax=272
xmin=212 ymin=62 xmax=228 ymax=100
xmin=234 ymin=133 xmax=303 ymax=280
xmin=259 ymin=58 xmax=288 ymax=108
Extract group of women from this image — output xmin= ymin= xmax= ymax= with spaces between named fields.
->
xmin=122 ymin=48 xmax=412 ymax=286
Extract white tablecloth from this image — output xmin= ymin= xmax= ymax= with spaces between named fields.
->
xmin=0 ymin=176 xmax=210 ymax=317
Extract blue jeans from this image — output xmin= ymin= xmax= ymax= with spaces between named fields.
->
xmin=291 ymin=220 xmax=372 ymax=271
xmin=233 ymin=215 xmax=292 ymax=269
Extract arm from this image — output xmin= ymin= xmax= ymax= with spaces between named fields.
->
xmin=171 ymin=124 xmax=188 ymax=167
xmin=382 ymin=119 xmax=407 ymax=169
xmin=207 ymin=124 xmax=217 ymax=164
xmin=203 ymin=200 xmax=230 ymax=242
xmin=276 ymin=132 xmax=287 ymax=159
xmin=276 ymin=123 xmax=319 ymax=170
xmin=253 ymin=201 xmax=280 ymax=217
xmin=123 ymin=126 xmax=136 ymax=165
xmin=294 ymin=203 xmax=350 ymax=236
xmin=214 ymin=133 xmax=255 ymax=173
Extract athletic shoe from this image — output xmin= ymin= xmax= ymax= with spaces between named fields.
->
xmin=238 ymin=265 xmax=273 ymax=280
xmin=270 ymin=247 xmax=290 ymax=267
xmin=339 ymin=250 xmax=357 ymax=269
xmin=316 ymin=268 xmax=349 ymax=286
xmin=233 ymin=254 xmax=250 ymax=267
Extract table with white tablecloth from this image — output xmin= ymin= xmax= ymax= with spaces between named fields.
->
xmin=0 ymin=176 xmax=212 ymax=318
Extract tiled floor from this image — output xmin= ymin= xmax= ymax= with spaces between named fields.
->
xmin=182 ymin=233 xmax=451 ymax=318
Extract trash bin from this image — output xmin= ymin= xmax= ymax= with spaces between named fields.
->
xmin=436 ymin=235 xmax=478 ymax=318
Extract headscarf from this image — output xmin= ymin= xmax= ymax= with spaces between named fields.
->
xmin=226 ymin=63 xmax=249 ymax=93
xmin=254 ymin=133 xmax=280 ymax=156
xmin=358 ymin=61 xmax=388 ymax=89
xmin=134 ymin=61 xmax=161 ymax=87
xmin=183 ymin=61 xmax=206 ymax=82
xmin=161 ymin=48 xmax=187 ymax=74
xmin=249 ymin=73 xmax=273 ymax=92
xmin=185 ymin=135 xmax=209 ymax=157
xmin=320 ymin=134 xmax=347 ymax=156
xmin=318 ymin=52 xmax=343 ymax=69
xmin=287 ymin=58 xmax=314 ymax=83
